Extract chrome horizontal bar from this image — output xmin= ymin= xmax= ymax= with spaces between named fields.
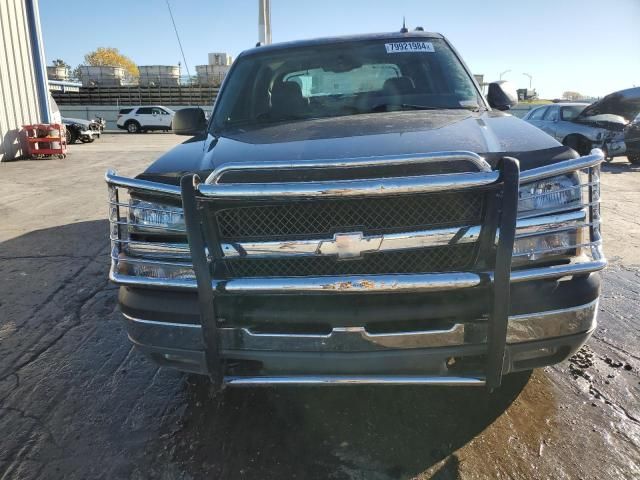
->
xmin=109 ymin=271 xmax=197 ymax=290
xmin=111 ymin=243 xmax=606 ymax=291
xmin=115 ymin=239 xmax=191 ymax=259
xmin=111 ymin=252 xmax=606 ymax=290
xmin=515 ymin=209 xmax=587 ymax=237
xmin=111 ymin=219 xmax=187 ymax=233
xmin=221 ymin=211 xmax=585 ymax=259
xmin=112 ymin=254 xmax=193 ymax=268
xmin=215 ymin=300 xmax=598 ymax=351
xmin=221 ymin=226 xmax=481 ymax=259
xmin=510 ymin=258 xmax=607 ymax=282
xmin=106 ymin=151 xmax=602 ymax=203
xmin=224 ymin=376 xmax=487 ymax=386
xmin=218 ymin=272 xmax=484 ymax=294
xmin=106 ymin=169 xmax=181 ymax=196
xmin=219 ymin=324 xmax=467 ymax=351
xmin=516 ymin=200 xmax=599 ymax=220
xmin=205 ymin=151 xmax=492 ymax=184
xmin=197 ymin=171 xmax=500 ymax=199
xmin=519 ymin=149 xmax=603 ymax=183
xmin=109 ymin=201 xmax=184 ymax=214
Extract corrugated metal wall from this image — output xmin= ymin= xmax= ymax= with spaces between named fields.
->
xmin=0 ymin=0 xmax=42 ymax=161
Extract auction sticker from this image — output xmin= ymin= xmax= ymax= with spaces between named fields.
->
xmin=385 ymin=42 xmax=435 ymax=53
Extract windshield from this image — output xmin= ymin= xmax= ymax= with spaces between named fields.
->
xmin=212 ymin=38 xmax=483 ymax=131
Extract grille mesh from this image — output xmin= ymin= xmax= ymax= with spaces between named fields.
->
xmin=215 ymin=192 xmax=484 ymax=241
xmin=222 ymin=244 xmax=477 ymax=278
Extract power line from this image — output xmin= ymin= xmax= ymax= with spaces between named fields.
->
xmin=165 ymin=0 xmax=191 ymax=81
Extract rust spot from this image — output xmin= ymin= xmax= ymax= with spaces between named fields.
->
xmin=359 ymin=280 xmax=376 ymax=289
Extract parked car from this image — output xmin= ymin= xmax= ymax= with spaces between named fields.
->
xmin=524 ymin=87 xmax=640 ymax=163
xmin=116 ymin=106 xmax=175 ymax=133
xmin=105 ymin=31 xmax=605 ymax=390
xmin=62 ymin=117 xmax=99 ymax=144
xmin=623 ymin=113 xmax=640 ymax=165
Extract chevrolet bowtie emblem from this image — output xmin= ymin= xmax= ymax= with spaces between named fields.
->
xmin=317 ymin=232 xmax=382 ymax=259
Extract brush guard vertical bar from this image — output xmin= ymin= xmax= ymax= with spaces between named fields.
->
xmin=486 ymin=157 xmax=520 ymax=389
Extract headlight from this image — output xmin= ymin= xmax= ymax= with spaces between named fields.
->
xmin=514 ymin=172 xmax=589 ymax=265
xmin=128 ymin=198 xmax=185 ymax=233
xmin=513 ymin=230 xmax=580 ymax=263
xmin=518 ymin=173 xmax=582 ymax=216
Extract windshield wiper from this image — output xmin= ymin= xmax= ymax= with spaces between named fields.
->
xmin=371 ymin=103 xmax=471 ymax=113
xmin=375 ymin=103 xmax=443 ymax=111
xmin=398 ymin=104 xmax=443 ymax=111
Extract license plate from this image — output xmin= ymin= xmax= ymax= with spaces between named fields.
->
xmin=385 ymin=42 xmax=435 ymax=53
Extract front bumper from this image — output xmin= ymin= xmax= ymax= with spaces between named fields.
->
xmin=121 ymin=274 xmax=600 ymax=382
xmin=79 ymin=129 xmax=96 ymax=140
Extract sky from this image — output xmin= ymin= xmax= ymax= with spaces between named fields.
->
xmin=39 ymin=0 xmax=640 ymax=99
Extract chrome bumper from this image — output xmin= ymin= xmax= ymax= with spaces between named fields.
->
xmin=124 ymin=300 xmax=598 ymax=385
xmin=125 ymin=300 xmax=598 ymax=353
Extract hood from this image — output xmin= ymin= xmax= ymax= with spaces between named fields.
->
xmin=62 ymin=117 xmax=92 ymax=128
xmin=578 ymin=87 xmax=640 ymax=123
xmin=141 ymin=110 xmax=569 ymax=184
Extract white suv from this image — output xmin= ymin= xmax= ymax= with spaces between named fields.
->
xmin=116 ymin=106 xmax=175 ymax=133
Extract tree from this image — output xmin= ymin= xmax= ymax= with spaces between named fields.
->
xmin=83 ymin=47 xmax=139 ymax=79
xmin=562 ymin=91 xmax=584 ymax=101
xmin=52 ymin=58 xmax=71 ymax=70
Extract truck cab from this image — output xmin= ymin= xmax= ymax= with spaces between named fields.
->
xmin=106 ymin=31 xmax=605 ymax=389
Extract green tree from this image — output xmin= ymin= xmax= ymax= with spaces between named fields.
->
xmin=51 ymin=58 xmax=71 ymax=70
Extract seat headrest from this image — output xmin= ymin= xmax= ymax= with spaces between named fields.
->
xmin=383 ymin=77 xmax=416 ymax=94
xmin=272 ymin=81 xmax=303 ymax=100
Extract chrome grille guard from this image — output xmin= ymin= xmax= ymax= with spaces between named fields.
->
xmin=106 ymin=149 xmax=606 ymax=388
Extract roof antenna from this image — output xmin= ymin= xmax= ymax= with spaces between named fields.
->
xmin=400 ymin=17 xmax=408 ymax=33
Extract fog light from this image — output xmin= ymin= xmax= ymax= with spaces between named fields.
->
xmin=118 ymin=259 xmax=195 ymax=280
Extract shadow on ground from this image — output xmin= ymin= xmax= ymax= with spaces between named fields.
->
xmin=165 ymin=372 xmax=530 ymax=479
xmin=602 ymin=160 xmax=640 ymax=174
xmin=0 ymin=221 xmax=531 ymax=480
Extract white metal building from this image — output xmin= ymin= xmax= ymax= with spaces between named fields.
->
xmin=0 ymin=0 xmax=50 ymax=162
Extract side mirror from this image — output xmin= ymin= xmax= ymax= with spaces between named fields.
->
xmin=173 ymin=108 xmax=207 ymax=136
xmin=487 ymin=81 xmax=518 ymax=111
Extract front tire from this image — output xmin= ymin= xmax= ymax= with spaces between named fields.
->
xmin=125 ymin=121 xmax=141 ymax=134
xmin=66 ymin=129 xmax=77 ymax=144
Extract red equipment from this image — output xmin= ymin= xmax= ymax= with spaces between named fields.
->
xmin=21 ymin=123 xmax=67 ymax=159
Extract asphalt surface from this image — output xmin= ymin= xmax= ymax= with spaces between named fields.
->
xmin=0 ymin=134 xmax=638 ymax=479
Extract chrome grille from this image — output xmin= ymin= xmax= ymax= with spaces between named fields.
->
xmin=222 ymin=244 xmax=477 ymax=278
xmin=215 ymin=191 xmax=485 ymax=241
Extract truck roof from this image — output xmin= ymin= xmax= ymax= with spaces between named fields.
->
xmin=239 ymin=31 xmax=444 ymax=58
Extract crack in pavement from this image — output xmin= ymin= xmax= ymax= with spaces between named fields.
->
xmin=589 ymin=385 xmax=640 ymax=426
xmin=0 ymin=277 xmax=111 ymax=383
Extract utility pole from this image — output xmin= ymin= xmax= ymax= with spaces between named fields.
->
xmin=523 ymin=72 xmax=533 ymax=89
xmin=499 ymin=69 xmax=511 ymax=80
xmin=258 ymin=0 xmax=272 ymax=45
